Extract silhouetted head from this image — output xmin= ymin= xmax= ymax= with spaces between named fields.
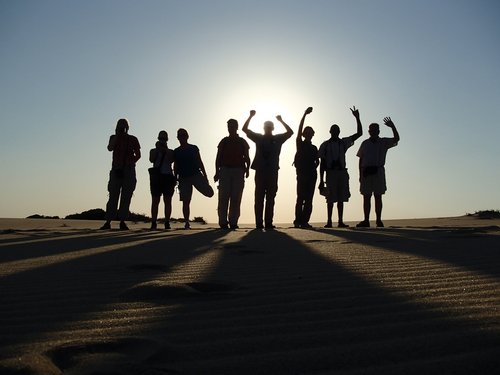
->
xmin=302 ymin=126 xmax=315 ymax=140
xmin=158 ymin=130 xmax=168 ymax=143
xmin=177 ymin=128 xmax=189 ymax=145
xmin=329 ymin=124 xmax=340 ymax=138
xmin=115 ymin=118 xmax=129 ymax=134
xmin=368 ymin=123 xmax=380 ymax=138
xmin=227 ymin=119 xmax=238 ymax=136
xmin=263 ymin=121 xmax=274 ymax=135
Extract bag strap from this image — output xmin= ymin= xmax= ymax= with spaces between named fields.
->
xmin=156 ymin=149 xmax=167 ymax=168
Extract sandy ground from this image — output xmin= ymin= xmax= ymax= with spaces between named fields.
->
xmin=0 ymin=217 xmax=499 ymax=374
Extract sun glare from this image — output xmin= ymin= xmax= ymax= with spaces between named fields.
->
xmin=240 ymin=100 xmax=296 ymax=131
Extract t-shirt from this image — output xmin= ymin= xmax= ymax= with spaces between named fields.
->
xmin=174 ymin=144 xmax=201 ymax=178
xmin=294 ymin=140 xmax=318 ymax=173
xmin=356 ymin=137 xmax=398 ymax=167
xmin=247 ymin=132 xmax=290 ymax=171
xmin=217 ymin=136 xmax=250 ymax=168
xmin=318 ymin=136 xmax=355 ymax=169
xmin=111 ymin=134 xmax=141 ymax=168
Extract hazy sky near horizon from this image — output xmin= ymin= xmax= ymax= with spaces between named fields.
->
xmin=1 ymin=0 xmax=499 ymax=223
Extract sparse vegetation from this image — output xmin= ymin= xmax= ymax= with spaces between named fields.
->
xmin=63 ymin=209 xmax=207 ymax=224
xmin=466 ymin=210 xmax=500 ymax=219
xmin=65 ymin=209 xmax=106 ymax=220
xmin=27 ymin=209 xmax=208 ymax=224
xmin=65 ymin=209 xmax=149 ymax=222
xmin=26 ymin=214 xmax=60 ymax=219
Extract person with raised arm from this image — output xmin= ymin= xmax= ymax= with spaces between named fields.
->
xmin=318 ymin=107 xmax=363 ymax=228
xmin=242 ymin=110 xmax=294 ymax=229
xmin=356 ymin=116 xmax=400 ymax=228
xmin=293 ymin=107 xmax=319 ymax=228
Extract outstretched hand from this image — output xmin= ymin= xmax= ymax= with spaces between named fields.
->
xmin=249 ymin=110 xmax=256 ymax=117
xmin=305 ymin=107 xmax=313 ymax=115
xmin=276 ymin=115 xmax=283 ymax=122
xmin=383 ymin=116 xmax=394 ymax=127
xmin=350 ymin=106 xmax=360 ymax=118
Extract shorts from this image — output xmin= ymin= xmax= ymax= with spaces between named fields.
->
xmin=360 ymin=166 xmax=387 ymax=195
xmin=150 ymin=173 xmax=176 ymax=197
xmin=178 ymin=173 xmax=214 ymax=201
xmin=325 ymin=169 xmax=350 ymax=203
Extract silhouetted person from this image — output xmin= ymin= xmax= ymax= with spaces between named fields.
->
xmin=149 ymin=130 xmax=176 ymax=230
xmin=174 ymin=128 xmax=214 ymax=229
xmin=293 ymin=107 xmax=318 ymax=228
xmin=242 ymin=110 xmax=294 ymax=229
xmin=214 ymin=117 xmax=251 ymax=229
xmin=100 ymin=118 xmax=141 ymax=230
xmin=318 ymin=107 xmax=362 ymax=228
xmin=356 ymin=117 xmax=400 ymax=228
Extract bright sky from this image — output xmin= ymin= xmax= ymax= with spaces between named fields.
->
xmin=1 ymin=0 xmax=499 ymax=223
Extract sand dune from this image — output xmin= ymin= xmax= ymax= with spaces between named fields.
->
xmin=0 ymin=217 xmax=499 ymax=374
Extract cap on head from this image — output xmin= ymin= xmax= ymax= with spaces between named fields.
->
xmin=116 ymin=118 xmax=129 ymax=133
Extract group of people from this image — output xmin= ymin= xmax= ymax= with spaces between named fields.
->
xmin=100 ymin=107 xmax=399 ymax=231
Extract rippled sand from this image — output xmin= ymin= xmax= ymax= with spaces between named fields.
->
xmin=1 ymin=217 xmax=499 ymax=374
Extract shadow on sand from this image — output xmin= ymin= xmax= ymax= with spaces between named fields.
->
xmin=0 ymin=227 xmax=499 ymax=374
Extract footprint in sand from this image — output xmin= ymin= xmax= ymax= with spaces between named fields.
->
xmin=0 ymin=338 xmax=180 ymax=375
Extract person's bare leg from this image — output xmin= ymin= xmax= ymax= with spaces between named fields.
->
xmin=375 ymin=194 xmax=383 ymax=227
xmin=164 ymin=195 xmax=172 ymax=229
xmin=151 ymin=196 xmax=160 ymax=220
xmin=150 ymin=195 xmax=160 ymax=229
xmin=337 ymin=202 xmax=348 ymax=227
xmin=363 ymin=194 xmax=371 ymax=222
xmin=357 ymin=194 xmax=371 ymax=227
xmin=183 ymin=200 xmax=191 ymax=229
xmin=325 ymin=202 xmax=334 ymax=227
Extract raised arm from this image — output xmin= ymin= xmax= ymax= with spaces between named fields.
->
xmin=276 ymin=115 xmax=294 ymax=139
xmin=242 ymin=110 xmax=256 ymax=137
xmin=297 ymin=107 xmax=313 ymax=148
xmin=383 ymin=117 xmax=400 ymax=143
xmin=350 ymin=106 xmax=363 ymax=141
